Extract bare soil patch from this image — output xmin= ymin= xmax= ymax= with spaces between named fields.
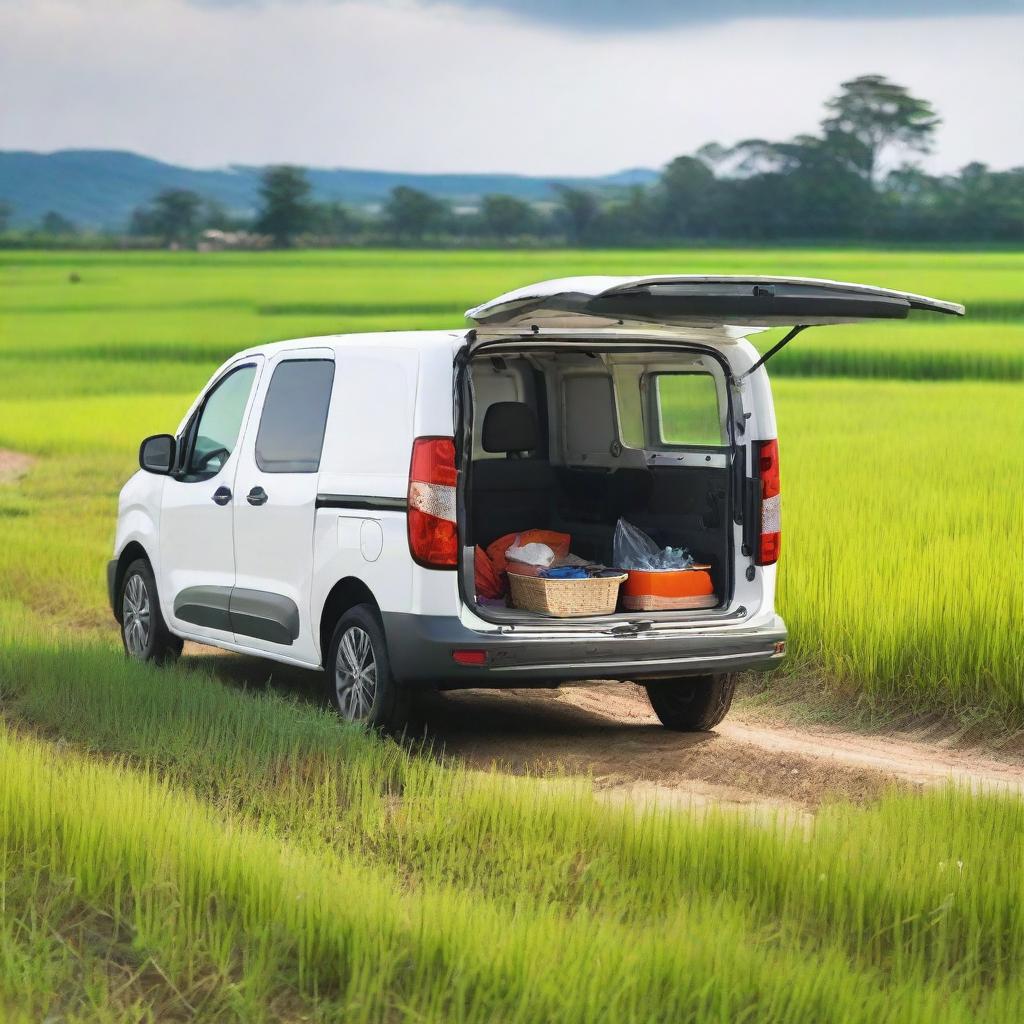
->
xmin=0 ymin=449 xmax=35 ymax=483
xmin=419 ymin=684 xmax=897 ymax=814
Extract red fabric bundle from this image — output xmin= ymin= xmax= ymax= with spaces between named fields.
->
xmin=485 ymin=530 xmax=571 ymax=578
xmin=474 ymin=545 xmax=505 ymax=599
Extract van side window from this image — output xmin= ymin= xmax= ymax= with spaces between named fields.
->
xmin=184 ymin=363 xmax=257 ymax=480
xmin=650 ymin=372 xmax=725 ymax=447
xmin=255 ymin=359 xmax=336 ymax=473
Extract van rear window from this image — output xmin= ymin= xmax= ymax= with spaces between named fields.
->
xmin=651 ymin=372 xmax=725 ymax=447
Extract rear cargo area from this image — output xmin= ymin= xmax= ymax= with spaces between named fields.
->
xmin=461 ymin=345 xmax=737 ymax=623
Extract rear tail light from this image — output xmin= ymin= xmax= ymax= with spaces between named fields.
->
xmin=408 ymin=436 xmax=458 ymax=568
xmin=755 ymin=438 xmax=781 ymax=566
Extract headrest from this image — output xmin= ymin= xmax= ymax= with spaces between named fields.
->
xmin=481 ymin=402 xmax=539 ymax=453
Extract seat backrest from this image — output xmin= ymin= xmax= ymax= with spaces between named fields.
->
xmin=472 ymin=402 xmax=553 ymax=546
xmin=481 ymin=401 xmax=539 ymax=455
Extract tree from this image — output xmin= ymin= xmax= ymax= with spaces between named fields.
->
xmin=309 ymin=200 xmax=356 ymax=239
xmin=598 ymin=186 xmax=655 ymax=245
xmin=40 ymin=210 xmax=77 ymax=236
xmin=0 ymin=200 xmax=12 ymax=233
xmin=385 ymin=186 xmax=445 ymax=242
xmin=553 ymin=184 xmax=599 ymax=245
xmin=481 ymin=194 xmax=535 ymax=239
xmin=255 ymin=166 xmax=313 ymax=247
xmin=725 ymin=135 xmax=871 ymax=239
xmin=822 ymin=74 xmax=940 ymax=185
xmin=152 ymin=189 xmax=203 ymax=244
xmin=658 ymin=155 xmax=720 ymax=238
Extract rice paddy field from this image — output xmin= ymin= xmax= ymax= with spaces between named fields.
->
xmin=1 ymin=247 xmax=1023 ymax=1021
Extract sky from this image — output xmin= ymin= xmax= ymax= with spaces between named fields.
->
xmin=1 ymin=0 xmax=1022 ymax=176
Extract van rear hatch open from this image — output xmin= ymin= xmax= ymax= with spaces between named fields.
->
xmin=466 ymin=275 xmax=964 ymax=333
xmin=457 ymin=275 xmax=963 ymax=634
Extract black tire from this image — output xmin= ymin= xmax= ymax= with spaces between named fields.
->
xmin=326 ymin=604 xmax=412 ymax=733
xmin=644 ymin=674 xmax=736 ymax=732
xmin=118 ymin=558 xmax=183 ymax=665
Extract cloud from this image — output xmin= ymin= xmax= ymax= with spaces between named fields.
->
xmin=1 ymin=0 xmax=1021 ymax=176
xmin=433 ymin=0 xmax=1024 ymax=29
xmin=187 ymin=0 xmax=1024 ymax=30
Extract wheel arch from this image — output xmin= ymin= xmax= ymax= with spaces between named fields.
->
xmin=112 ymin=540 xmax=154 ymax=622
xmin=318 ymin=576 xmax=381 ymax=664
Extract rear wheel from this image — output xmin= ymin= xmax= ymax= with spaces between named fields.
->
xmin=644 ymin=674 xmax=736 ymax=731
xmin=326 ymin=605 xmax=411 ymax=733
xmin=118 ymin=558 xmax=183 ymax=665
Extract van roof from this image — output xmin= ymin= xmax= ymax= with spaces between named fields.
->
xmin=232 ymin=330 xmax=469 ymax=361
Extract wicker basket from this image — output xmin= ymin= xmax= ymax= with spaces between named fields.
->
xmin=507 ymin=571 xmax=628 ymax=617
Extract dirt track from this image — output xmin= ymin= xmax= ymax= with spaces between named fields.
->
xmin=418 ymin=683 xmax=1024 ymax=816
xmin=186 ymin=646 xmax=1024 ymax=817
xmin=0 ymin=449 xmax=35 ymax=484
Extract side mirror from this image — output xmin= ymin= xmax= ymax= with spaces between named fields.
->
xmin=139 ymin=434 xmax=177 ymax=475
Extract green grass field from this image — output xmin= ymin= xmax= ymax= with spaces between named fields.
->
xmin=3 ymin=643 xmax=1024 ymax=1022
xmin=1 ymin=247 xmax=1023 ymax=1021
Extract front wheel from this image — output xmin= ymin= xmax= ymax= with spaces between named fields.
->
xmin=326 ymin=605 xmax=411 ymax=733
xmin=644 ymin=674 xmax=736 ymax=732
xmin=118 ymin=558 xmax=183 ymax=664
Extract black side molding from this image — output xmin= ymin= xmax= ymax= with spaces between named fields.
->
xmin=229 ymin=588 xmax=300 ymax=645
xmin=174 ymin=585 xmax=232 ymax=632
xmin=316 ymin=494 xmax=407 ymax=512
xmin=174 ymin=585 xmax=300 ymax=645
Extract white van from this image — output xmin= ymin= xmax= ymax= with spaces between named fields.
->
xmin=108 ymin=276 xmax=962 ymax=731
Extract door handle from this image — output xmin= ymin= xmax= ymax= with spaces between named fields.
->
xmin=212 ymin=486 xmax=232 ymax=506
xmin=246 ymin=486 xmax=269 ymax=506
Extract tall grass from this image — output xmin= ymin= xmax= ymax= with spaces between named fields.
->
xmin=776 ymin=379 xmax=1024 ymax=717
xmin=3 ymin=249 xmax=1023 ymax=382
xmin=2 ymin=640 xmax=1024 ymax=1020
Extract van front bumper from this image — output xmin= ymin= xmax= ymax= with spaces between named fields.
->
xmin=381 ymin=612 xmax=787 ymax=688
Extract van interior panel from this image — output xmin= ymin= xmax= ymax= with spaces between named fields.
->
xmin=464 ymin=347 xmax=736 ymax=623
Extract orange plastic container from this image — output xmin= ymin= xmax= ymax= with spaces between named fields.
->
xmin=621 ymin=566 xmax=717 ymax=611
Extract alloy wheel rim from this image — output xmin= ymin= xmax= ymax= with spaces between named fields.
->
xmin=122 ymin=573 xmax=151 ymax=657
xmin=334 ymin=626 xmax=377 ymax=721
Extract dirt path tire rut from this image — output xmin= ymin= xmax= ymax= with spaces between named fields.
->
xmin=418 ymin=682 xmax=1024 ymax=815
xmin=187 ymin=648 xmax=1024 ymax=817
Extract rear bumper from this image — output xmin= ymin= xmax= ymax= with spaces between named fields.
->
xmin=381 ymin=611 xmax=787 ymax=688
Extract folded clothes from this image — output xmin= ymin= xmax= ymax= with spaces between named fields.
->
xmin=540 ymin=565 xmax=589 ymax=579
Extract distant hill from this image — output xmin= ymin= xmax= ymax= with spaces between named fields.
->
xmin=0 ymin=149 xmax=659 ymax=229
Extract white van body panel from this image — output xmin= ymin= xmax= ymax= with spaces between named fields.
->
xmin=112 ymin=470 xmax=164 ymax=577
xmin=158 ymin=354 xmax=265 ymax=645
xmin=232 ymin=346 xmax=334 ymax=666
xmin=308 ymin=335 xmax=464 ymax=661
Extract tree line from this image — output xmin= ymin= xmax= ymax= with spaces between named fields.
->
xmin=3 ymin=75 xmax=1022 ymax=247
